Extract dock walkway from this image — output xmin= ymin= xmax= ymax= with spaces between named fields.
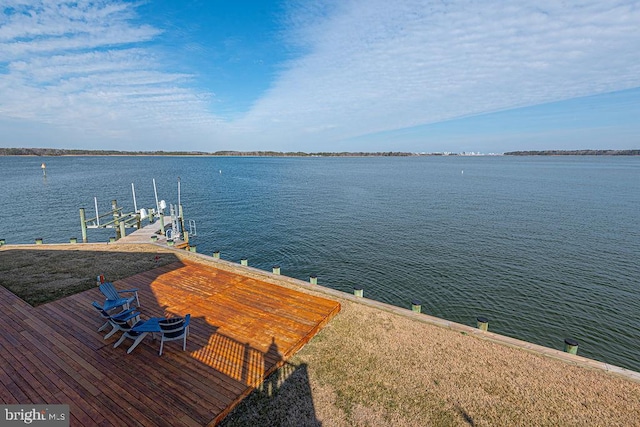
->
xmin=0 ymin=259 xmax=340 ymax=426
xmin=116 ymin=216 xmax=173 ymax=244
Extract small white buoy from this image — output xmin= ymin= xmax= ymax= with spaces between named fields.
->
xmin=219 ymin=170 xmax=222 ymax=174
xmin=41 ymin=163 xmax=46 ymax=177
xmin=461 ymin=170 xmax=464 ymax=175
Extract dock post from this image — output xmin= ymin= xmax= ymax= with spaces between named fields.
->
xmin=109 ymin=236 xmax=116 ymax=243
xmin=476 ymin=317 xmax=489 ymax=331
xmin=310 ymin=275 xmax=317 ymax=285
xmin=213 ymin=251 xmax=220 ymax=259
xmin=35 ymin=238 xmax=43 ymax=245
xmin=70 ymin=237 xmax=78 ymax=244
xmin=167 ymin=239 xmax=174 ymax=247
xmin=179 ymin=204 xmax=185 ymax=235
xmin=272 ymin=265 xmax=281 ymax=275
xmin=150 ymin=235 xmax=158 ymax=242
xmin=354 ymin=287 xmax=364 ymax=297
xmin=184 ymin=230 xmax=189 ymax=244
xmin=0 ymin=238 xmax=5 ymax=246
xmin=80 ymin=208 xmax=88 ymax=243
xmin=119 ymin=220 xmax=126 ymax=240
xmin=240 ymin=258 xmax=248 ymax=266
xmin=112 ymin=200 xmax=120 ymax=240
xmin=189 ymin=245 xmax=197 ymax=253
xmin=411 ymin=300 xmax=422 ymax=313
xmin=159 ymin=214 xmax=166 ymax=236
xmin=564 ymin=338 xmax=579 ymax=355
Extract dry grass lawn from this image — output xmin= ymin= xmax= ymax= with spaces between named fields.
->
xmin=0 ymin=244 xmax=186 ymax=305
xmin=2 ymin=243 xmax=639 ymax=426
xmin=222 ymin=300 xmax=640 ymax=426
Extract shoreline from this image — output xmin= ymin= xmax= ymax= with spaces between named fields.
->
xmin=177 ymin=245 xmax=640 ymax=384
xmin=2 ymin=147 xmax=639 ymax=157
xmin=2 ymin=241 xmax=638 ymax=384
xmin=2 ymin=242 xmax=639 ymax=425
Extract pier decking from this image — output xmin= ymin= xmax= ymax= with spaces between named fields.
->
xmin=0 ymin=259 xmax=341 ymax=426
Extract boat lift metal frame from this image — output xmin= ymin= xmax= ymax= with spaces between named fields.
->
xmin=79 ymin=179 xmax=194 ymax=244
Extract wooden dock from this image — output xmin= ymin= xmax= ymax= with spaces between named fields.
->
xmin=116 ymin=216 xmax=172 ymax=244
xmin=0 ymin=259 xmax=341 ymax=426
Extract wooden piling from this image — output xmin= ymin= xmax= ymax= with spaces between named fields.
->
xmin=80 ymin=208 xmax=88 ymax=243
xmin=159 ymin=214 xmax=166 ymax=236
xmin=240 ymin=258 xmax=248 ymax=266
xmin=564 ymin=338 xmax=579 ymax=355
xmin=112 ymin=200 xmax=120 ymax=240
xmin=35 ymin=238 xmax=43 ymax=245
xmin=411 ymin=300 xmax=422 ymax=313
xmin=310 ymin=275 xmax=318 ymax=285
xmin=179 ymin=204 xmax=185 ymax=235
xmin=354 ymin=287 xmax=364 ymax=297
xmin=69 ymin=237 xmax=78 ymax=244
xmin=476 ymin=317 xmax=489 ymax=331
xmin=272 ymin=265 xmax=281 ymax=275
xmin=213 ymin=251 xmax=220 ymax=259
xmin=119 ymin=220 xmax=126 ymax=241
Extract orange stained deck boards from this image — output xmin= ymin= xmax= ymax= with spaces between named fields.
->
xmin=0 ymin=259 xmax=341 ymax=426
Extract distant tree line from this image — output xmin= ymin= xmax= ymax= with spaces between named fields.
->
xmin=504 ymin=149 xmax=640 ymax=156
xmin=4 ymin=147 xmax=638 ymax=157
xmin=0 ymin=147 xmax=211 ymax=156
xmin=310 ymin=151 xmax=415 ymax=157
xmin=0 ymin=147 xmax=421 ymax=157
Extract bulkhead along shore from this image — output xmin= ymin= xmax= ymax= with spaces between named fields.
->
xmin=1 ymin=232 xmax=639 ymax=426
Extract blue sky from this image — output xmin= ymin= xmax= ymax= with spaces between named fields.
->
xmin=1 ymin=0 xmax=639 ymax=153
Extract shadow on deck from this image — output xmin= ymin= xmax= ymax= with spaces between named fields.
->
xmin=0 ymin=253 xmax=340 ymax=426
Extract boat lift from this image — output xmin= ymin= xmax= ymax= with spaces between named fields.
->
xmin=79 ymin=178 xmax=196 ymax=244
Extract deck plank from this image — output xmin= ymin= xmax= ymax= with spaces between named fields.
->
xmin=0 ymin=257 xmax=340 ymax=426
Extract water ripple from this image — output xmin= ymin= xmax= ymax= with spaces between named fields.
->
xmin=1 ymin=155 xmax=638 ymax=372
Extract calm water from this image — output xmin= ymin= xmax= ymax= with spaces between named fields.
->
xmin=1 ymin=155 xmax=639 ymax=372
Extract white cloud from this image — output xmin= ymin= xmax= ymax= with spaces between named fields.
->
xmin=234 ymin=0 xmax=640 ymax=149
xmin=0 ymin=0 xmax=218 ymax=148
xmin=1 ymin=0 xmax=639 ymax=151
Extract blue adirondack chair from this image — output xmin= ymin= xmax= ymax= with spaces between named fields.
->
xmin=99 ymin=282 xmax=140 ymax=311
xmin=158 ymin=315 xmax=191 ymax=356
xmin=91 ymin=302 xmax=140 ymax=337
xmin=111 ymin=316 xmax=150 ymax=351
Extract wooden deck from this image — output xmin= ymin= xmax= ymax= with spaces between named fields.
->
xmin=0 ymin=259 xmax=341 ymax=426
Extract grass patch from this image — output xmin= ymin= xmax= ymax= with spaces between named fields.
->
xmin=222 ymin=300 xmax=640 ymax=426
xmin=0 ymin=244 xmax=182 ymax=306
